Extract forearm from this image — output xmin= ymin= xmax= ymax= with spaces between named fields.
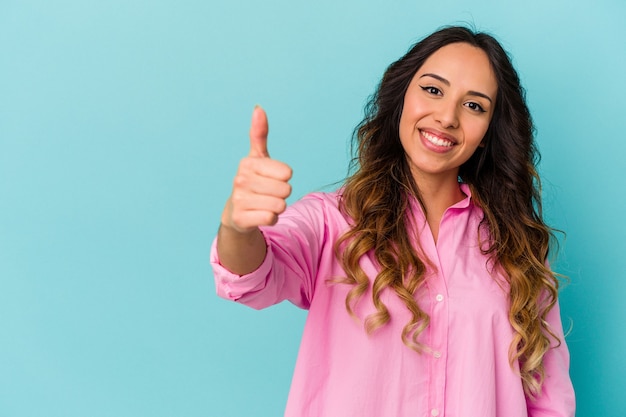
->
xmin=216 ymin=224 xmax=267 ymax=275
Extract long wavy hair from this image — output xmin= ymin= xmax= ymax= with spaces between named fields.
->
xmin=334 ymin=26 xmax=561 ymax=397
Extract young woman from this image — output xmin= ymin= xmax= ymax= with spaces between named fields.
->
xmin=212 ymin=26 xmax=575 ymax=416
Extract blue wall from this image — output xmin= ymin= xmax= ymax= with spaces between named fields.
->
xmin=1 ymin=0 xmax=624 ymax=415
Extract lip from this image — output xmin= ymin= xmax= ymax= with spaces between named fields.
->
xmin=418 ymin=128 xmax=457 ymax=153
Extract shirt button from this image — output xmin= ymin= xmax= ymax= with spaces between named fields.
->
xmin=431 ymin=408 xmax=440 ymax=416
xmin=435 ymin=294 xmax=444 ymax=302
xmin=433 ymin=351 xmax=442 ymax=359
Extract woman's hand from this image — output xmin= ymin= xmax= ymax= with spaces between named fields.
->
xmin=220 ymin=106 xmax=293 ymax=234
xmin=217 ymin=106 xmax=293 ymax=274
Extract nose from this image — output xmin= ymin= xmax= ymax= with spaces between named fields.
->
xmin=434 ymin=100 xmax=459 ymax=129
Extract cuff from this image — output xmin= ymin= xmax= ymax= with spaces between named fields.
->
xmin=210 ymin=231 xmax=274 ymax=302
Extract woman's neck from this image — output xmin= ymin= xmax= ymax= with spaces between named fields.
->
xmin=413 ymin=172 xmax=465 ymax=243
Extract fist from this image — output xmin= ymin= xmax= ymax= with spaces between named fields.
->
xmin=221 ymin=106 xmax=293 ymax=233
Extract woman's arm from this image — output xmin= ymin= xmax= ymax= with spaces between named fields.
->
xmin=217 ymin=106 xmax=292 ymax=275
xmin=526 ymin=299 xmax=576 ymax=416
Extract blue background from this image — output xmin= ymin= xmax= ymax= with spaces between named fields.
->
xmin=1 ymin=0 xmax=624 ymax=415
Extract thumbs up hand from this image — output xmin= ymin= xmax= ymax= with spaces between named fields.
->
xmin=221 ymin=106 xmax=293 ymax=234
xmin=248 ymin=105 xmax=271 ymax=158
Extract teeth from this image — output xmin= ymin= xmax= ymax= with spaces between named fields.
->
xmin=422 ymin=131 xmax=453 ymax=147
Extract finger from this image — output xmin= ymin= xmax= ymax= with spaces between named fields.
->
xmin=233 ymin=174 xmax=292 ymax=199
xmin=249 ymin=105 xmax=269 ymax=158
xmin=231 ymin=210 xmax=279 ymax=231
xmin=240 ymin=157 xmax=293 ymax=182
xmin=231 ymin=192 xmax=288 ymax=217
xmin=229 ymin=195 xmax=286 ymax=230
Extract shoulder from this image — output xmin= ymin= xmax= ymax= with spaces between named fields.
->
xmin=288 ymin=190 xmax=343 ymax=216
xmin=298 ymin=190 xmax=342 ymax=208
xmin=280 ymin=190 xmax=350 ymax=233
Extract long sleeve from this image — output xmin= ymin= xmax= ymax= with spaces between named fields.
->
xmin=210 ymin=193 xmax=332 ymax=311
xmin=526 ymin=299 xmax=576 ymax=416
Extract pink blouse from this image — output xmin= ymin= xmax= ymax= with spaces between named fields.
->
xmin=211 ymin=185 xmax=575 ymax=416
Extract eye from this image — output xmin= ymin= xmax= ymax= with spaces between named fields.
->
xmin=465 ymin=101 xmax=486 ymax=113
xmin=420 ymin=85 xmax=442 ymax=96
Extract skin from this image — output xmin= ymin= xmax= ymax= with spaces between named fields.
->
xmin=217 ymin=106 xmax=293 ymax=275
xmin=217 ymin=42 xmax=498 ymax=273
xmin=398 ymin=42 xmax=498 ymax=242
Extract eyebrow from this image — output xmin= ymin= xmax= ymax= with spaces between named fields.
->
xmin=420 ymin=73 xmax=494 ymax=104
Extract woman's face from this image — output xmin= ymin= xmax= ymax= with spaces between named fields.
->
xmin=398 ymin=42 xmax=498 ymax=185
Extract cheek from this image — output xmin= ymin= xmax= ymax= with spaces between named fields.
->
xmin=399 ymin=97 xmax=427 ymax=133
xmin=399 ymin=99 xmax=411 ymax=125
xmin=467 ymin=120 xmax=491 ymax=146
xmin=398 ymin=105 xmax=414 ymax=140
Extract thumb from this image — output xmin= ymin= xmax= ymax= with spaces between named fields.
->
xmin=249 ymin=105 xmax=269 ymax=158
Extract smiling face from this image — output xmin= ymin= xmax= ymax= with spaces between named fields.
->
xmin=398 ymin=42 xmax=498 ymax=186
